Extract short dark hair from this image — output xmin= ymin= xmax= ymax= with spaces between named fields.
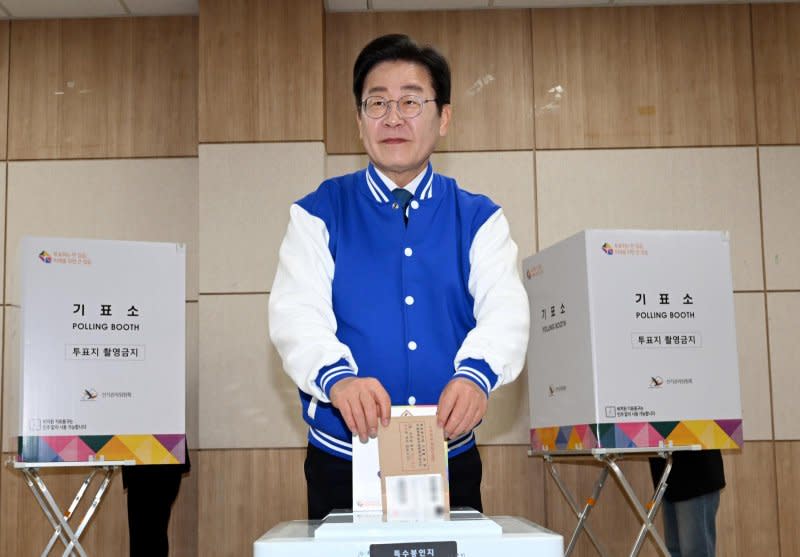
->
xmin=353 ymin=34 xmax=451 ymax=115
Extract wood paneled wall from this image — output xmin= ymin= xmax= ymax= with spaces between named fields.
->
xmin=776 ymin=442 xmax=800 ymax=557
xmin=478 ymin=445 xmax=546 ymax=521
xmin=717 ymin=443 xmax=781 ymax=556
xmin=198 ymin=0 xmax=324 ymax=143
xmin=532 ymin=5 xmax=755 ymax=149
xmin=198 ymin=449 xmax=308 ymax=557
xmin=8 ymin=17 xmax=197 ymax=160
xmin=752 ymin=4 xmax=800 ymax=145
xmin=0 ymin=22 xmax=8 ymax=160
xmin=325 ymin=10 xmax=534 ymax=153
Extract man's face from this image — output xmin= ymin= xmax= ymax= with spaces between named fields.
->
xmin=357 ymin=60 xmax=451 ymax=186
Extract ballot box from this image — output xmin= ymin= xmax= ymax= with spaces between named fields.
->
xmin=253 ymin=510 xmax=564 ymax=557
xmin=523 ymin=230 xmax=743 ymax=451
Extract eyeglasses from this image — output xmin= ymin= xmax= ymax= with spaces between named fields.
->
xmin=360 ymin=95 xmax=437 ymax=119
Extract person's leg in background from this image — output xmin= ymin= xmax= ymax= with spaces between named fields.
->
xmin=304 ymin=444 xmax=353 ymax=520
xmin=669 ymin=490 xmax=720 ymax=557
xmin=123 ymin=464 xmax=185 ymax=557
xmin=447 ymin=445 xmax=483 ymax=512
xmin=660 ymin=499 xmax=682 ymax=557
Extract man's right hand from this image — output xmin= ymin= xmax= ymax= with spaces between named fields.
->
xmin=329 ymin=377 xmax=391 ymax=443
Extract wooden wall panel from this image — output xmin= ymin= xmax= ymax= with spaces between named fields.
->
xmin=325 ymin=10 xmax=534 ymax=153
xmin=8 ymin=17 xmax=198 ymax=160
xmin=0 ymin=177 xmax=5 ymax=302
xmin=0 ymin=452 xmax=196 ymax=556
xmin=199 ymin=0 xmax=324 ymax=143
xmin=0 ymin=22 xmax=8 ymax=160
xmin=532 ymin=6 xmax=756 ymax=149
xmin=170 ymin=450 xmax=200 ymax=557
xmin=131 ymin=17 xmax=198 ymax=157
xmin=753 ymin=4 xmax=800 ymax=145
xmin=776 ymin=442 xmax=800 ymax=557
xmin=198 ymin=449 xmax=307 ymax=557
xmin=479 ymin=445 xmax=546 ymax=522
xmin=718 ymin=443 xmax=780 ymax=556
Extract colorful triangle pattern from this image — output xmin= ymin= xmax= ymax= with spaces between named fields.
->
xmin=17 ymin=434 xmax=187 ymax=464
xmin=531 ymin=419 xmax=742 ymax=451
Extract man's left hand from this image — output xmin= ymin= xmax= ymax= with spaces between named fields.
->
xmin=436 ymin=378 xmax=488 ymax=440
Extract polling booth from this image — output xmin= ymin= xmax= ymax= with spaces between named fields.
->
xmin=254 ymin=404 xmax=565 ymax=556
xmin=11 ymin=237 xmax=186 ymax=557
xmin=523 ymin=230 xmax=743 ymax=557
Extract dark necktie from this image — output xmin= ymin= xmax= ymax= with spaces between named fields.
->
xmin=392 ymin=188 xmax=413 ymax=226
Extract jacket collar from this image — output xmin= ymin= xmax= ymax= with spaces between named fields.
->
xmin=364 ymin=162 xmax=434 ymax=204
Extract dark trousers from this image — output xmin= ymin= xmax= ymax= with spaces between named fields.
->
xmin=305 ymin=443 xmax=483 ymax=520
xmin=122 ymin=464 xmax=186 ymax=557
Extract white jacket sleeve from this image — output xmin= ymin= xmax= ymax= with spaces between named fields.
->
xmin=268 ymin=203 xmax=358 ymax=402
xmin=453 ymin=208 xmax=530 ymax=391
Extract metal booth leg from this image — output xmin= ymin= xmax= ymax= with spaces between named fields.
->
xmin=44 ymin=469 xmax=98 ymax=556
xmin=604 ymin=455 xmax=671 ymax=557
xmin=31 ymin=469 xmax=89 ymax=557
xmin=62 ymin=466 xmax=115 ymax=556
xmin=23 ymin=466 xmax=108 ymax=557
xmin=545 ymin=455 xmax=611 ymax=557
xmin=21 ymin=468 xmax=77 ymax=556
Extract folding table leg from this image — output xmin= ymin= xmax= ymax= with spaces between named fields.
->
xmin=62 ymin=467 xmax=115 ymax=556
xmin=41 ymin=469 xmax=97 ymax=556
xmin=629 ymin=454 xmax=672 ymax=556
xmin=605 ymin=457 xmax=670 ymax=557
xmin=31 ymin=470 xmax=89 ymax=557
xmin=545 ymin=456 xmax=611 ymax=557
xmin=21 ymin=469 xmax=75 ymax=556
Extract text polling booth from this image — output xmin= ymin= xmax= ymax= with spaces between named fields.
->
xmin=13 ymin=237 xmax=186 ymax=556
xmin=523 ymin=230 xmax=742 ymax=556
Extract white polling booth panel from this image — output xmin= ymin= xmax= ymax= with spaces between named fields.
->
xmin=524 ymin=230 xmax=743 ymax=452
xmin=17 ymin=236 xmax=186 ymax=465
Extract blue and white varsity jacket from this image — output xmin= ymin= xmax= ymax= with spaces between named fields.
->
xmin=269 ymin=162 xmax=529 ymax=460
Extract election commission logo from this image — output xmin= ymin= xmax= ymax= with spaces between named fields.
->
xmin=548 ymin=384 xmax=567 ymax=397
xmin=601 ymin=241 xmax=648 ymax=256
xmin=36 ymin=249 xmax=92 ymax=266
xmin=82 ymin=388 xmax=98 ymax=401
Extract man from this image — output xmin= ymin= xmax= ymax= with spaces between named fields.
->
xmin=269 ymin=34 xmax=529 ymax=520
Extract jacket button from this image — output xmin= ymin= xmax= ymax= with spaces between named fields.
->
xmin=407 ymin=341 xmax=417 ymax=351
